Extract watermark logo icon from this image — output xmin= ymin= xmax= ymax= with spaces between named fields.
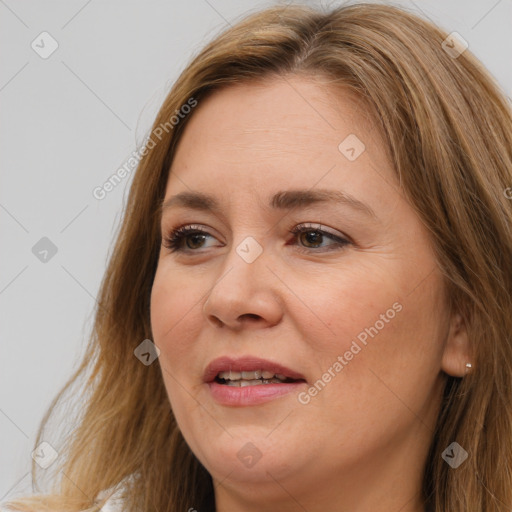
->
xmin=338 ymin=134 xmax=366 ymax=161
xmin=237 ymin=442 xmax=262 ymax=468
xmin=442 ymin=442 xmax=468 ymax=468
xmin=32 ymin=237 xmax=58 ymax=263
xmin=134 ymin=339 xmax=160 ymax=365
xmin=236 ymin=236 xmax=263 ymax=263
xmin=31 ymin=441 xmax=58 ymax=469
xmin=441 ymin=32 xmax=468 ymax=59
xmin=31 ymin=32 xmax=59 ymax=59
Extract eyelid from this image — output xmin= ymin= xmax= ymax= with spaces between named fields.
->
xmin=163 ymin=223 xmax=222 ymax=242
xmin=162 ymin=221 xmax=351 ymax=255
xmin=292 ymin=222 xmax=348 ymax=240
xmin=289 ymin=223 xmax=351 ymax=252
xmin=161 ymin=224 xmax=222 ymax=253
xmin=161 ymin=222 xmax=346 ymax=240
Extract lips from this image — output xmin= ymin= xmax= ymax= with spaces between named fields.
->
xmin=203 ymin=356 xmax=307 ymax=384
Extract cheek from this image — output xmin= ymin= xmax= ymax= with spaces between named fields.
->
xmin=289 ymin=262 xmax=404 ymax=353
xmin=330 ymin=287 xmax=444 ymax=417
xmin=150 ymin=266 xmax=204 ymax=368
xmin=149 ymin=268 xmax=205 ymax=424
xmin=293 ymin=259 xmax=445 ymax=392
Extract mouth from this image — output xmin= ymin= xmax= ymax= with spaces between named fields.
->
xmin=203 ymin=356 xmax=307 ymax=406
xmin=203 ymin=356 xmax=307 ymax=385
xmin=215 ymin=369 xmax=301 ymax=387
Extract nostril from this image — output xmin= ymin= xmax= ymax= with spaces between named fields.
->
xmin=238 ymin=313 xmax=262 ymax=323
xmin=207 ymin=315 xmax=224 ymax=328
xmin=207 ymin=313 xmax=263 ymax=329
xmin=243 ymin=314 xmax=260 ymax=320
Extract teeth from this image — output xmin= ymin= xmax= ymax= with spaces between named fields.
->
xmin=218 ymin=370 xmax=242 ymax=380
xmin=241 ymin=380 xmax=260 ymax=387
xmin=242 ymin=370 xmax=262 ymax=379
xmin=225 ymin=378 xmax=284 ymax=387
xmin=218 ymin=369 xmax=286 ymax=381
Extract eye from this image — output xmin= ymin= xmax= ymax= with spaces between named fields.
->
xmin=161 ymin=222 xmax=351 ymax=254
xmin=288 ymin=223 xmax=351 ymax=253
xmin=162 ymin=224 xmax=218 ymax=253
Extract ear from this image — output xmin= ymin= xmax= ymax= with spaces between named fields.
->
xmin=441 ymin=311 xmax=472 ymax=377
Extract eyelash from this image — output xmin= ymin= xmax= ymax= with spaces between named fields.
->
xmin=162 ymin=223 xmax=351 ymax=254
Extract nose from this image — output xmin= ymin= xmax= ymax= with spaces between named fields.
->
xmin=202 ymin=241 xmax=284 ymax=330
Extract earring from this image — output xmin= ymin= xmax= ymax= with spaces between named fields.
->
xmin=465 ymin=362 xmax=472 ymax=374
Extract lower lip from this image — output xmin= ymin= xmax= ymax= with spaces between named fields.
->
xmin=207 ymin=381 xmax=306 ymax=406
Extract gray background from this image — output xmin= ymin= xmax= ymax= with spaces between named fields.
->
xmin=1 ymin=0 xmax=511 ymax=502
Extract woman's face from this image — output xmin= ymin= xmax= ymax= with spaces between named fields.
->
xmin=150 ymin=75 xmax=467 ymax=510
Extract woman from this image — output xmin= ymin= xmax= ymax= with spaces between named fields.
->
xmin=3 ymin=2 xmax=511 ymax=511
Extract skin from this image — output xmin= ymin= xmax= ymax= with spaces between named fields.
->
xmin=150 ymin=74 xmax=470 ymax=512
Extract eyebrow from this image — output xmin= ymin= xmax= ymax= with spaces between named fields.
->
xmin=159 ymin=189 xmax=376 ymax=219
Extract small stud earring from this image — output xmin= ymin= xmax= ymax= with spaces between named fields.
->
xmin=465 ymin=362 xmax=472 ymax=374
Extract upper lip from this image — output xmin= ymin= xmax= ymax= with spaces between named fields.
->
xmin=203 ymin=356 xmax=306 ymax=383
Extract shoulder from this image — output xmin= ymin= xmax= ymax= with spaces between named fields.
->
xmin=100 ymin=500 xmax=123 ymax=512
xmin=96 ymin=474 xmax=136 ymax=512
xmin=97 ymin=486 xmax=125 ymax=512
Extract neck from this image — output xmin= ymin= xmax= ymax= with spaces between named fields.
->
xmin=213 ymin=425 xmax=430 ymax=512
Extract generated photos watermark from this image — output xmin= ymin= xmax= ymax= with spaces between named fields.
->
xmin=298 ymin=301 xmax=403 ymax=404
xmin=92 ymin=97 xmax=198 ymax=201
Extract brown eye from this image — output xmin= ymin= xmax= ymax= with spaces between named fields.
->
xmin=289 ymin=224 xmax=351 ymax=253
xmin=185 ymin=233 xmax=207 ymax=249
xmin=163 ymin=225 xmax=216 ymax=253
xmin=298 ymin=230 xmax=324 ymax=248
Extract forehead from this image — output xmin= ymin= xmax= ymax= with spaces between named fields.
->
xmin=165 ymin=75 xmax=396 ymax=209
xmin=177 ymin=76 xmax=381 ymax=151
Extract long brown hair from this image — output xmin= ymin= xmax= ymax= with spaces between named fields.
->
xmin=4 ymin=2 xmax=512 ymax=511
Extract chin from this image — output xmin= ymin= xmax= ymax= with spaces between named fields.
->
xmin=196 ymin=432 xmax=300 ymax=482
